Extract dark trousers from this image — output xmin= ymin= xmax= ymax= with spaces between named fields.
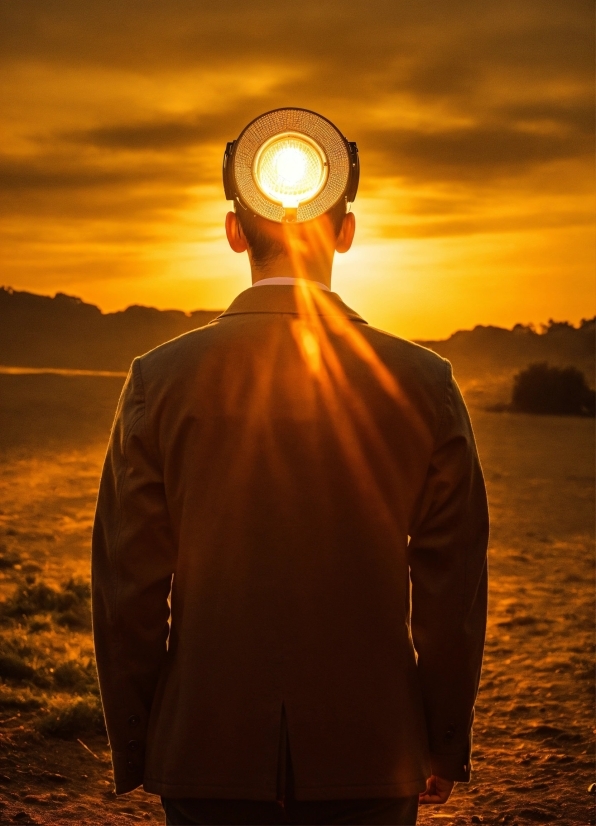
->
xmin=162 ymin=794 xmax=419 ymax=824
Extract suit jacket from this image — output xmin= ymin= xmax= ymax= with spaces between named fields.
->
xmin=91 ymin=284 xmax=488 ymax=800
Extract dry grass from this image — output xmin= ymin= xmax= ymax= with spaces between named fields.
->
xmin=38 ymin=697 xmax=105 ymax=740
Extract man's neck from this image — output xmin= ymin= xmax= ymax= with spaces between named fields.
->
xmin=251 ymin=276 xmax=330 ymax=292
xmin=249 ymin=258 xmax=332 ymax=290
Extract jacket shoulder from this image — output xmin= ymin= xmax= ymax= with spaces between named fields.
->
xmin=134 ymin=319 xmax=221 ymax=381
xmin=363 ymin=324 xmax=450 ymax=383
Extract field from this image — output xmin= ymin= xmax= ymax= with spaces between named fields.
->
xmin=0 ymin=372 xmax=593 ymax=825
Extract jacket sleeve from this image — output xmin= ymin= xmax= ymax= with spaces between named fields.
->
xmin=408 ymin=361 xmax=489 ymax=783
xmin=91 ymin=358 xmax=176 ymax=795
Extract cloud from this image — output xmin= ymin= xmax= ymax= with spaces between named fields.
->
xmin=55 ymin=105 xmax=592 ymax=192
xmin=0 ymin=149 xmax=214 ymax=225
xmin=77 ymin=120 xmax=215 ymax=151
xmin=362 ymin=121 xmax=592 ymax=183
xmin=0 ymin=158 xmax=155 ymax=190
xmin=500 ymin=100 xmax=594 ymax=137
xmin=374 ymin=208 xmax=595 ymax=241
xmin=0 ymin=0 xmax=590 ymax=102
xmin=67 ymin=103 xmax=264 ymax=151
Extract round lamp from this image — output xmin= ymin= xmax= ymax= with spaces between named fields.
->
xmin=223 ymin=108 xmax=359 ymax=223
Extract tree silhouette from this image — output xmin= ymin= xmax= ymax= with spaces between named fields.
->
xmin=512 ymin=363 xmax=595 ymax=417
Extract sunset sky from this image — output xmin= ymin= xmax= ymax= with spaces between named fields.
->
xmin=1 ymin=0 xmax=593 ymax=339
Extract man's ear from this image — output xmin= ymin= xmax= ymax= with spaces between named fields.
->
xmin=225 ymin=211 xmax=248 ymax=253
xmin=335 ymin=211 xmax=356 ymax=254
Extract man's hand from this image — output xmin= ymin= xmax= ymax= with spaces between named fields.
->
xmin=419 ymin=775 xmax=455 ymax=804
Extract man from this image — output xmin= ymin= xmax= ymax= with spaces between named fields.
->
xmin=92 ymin=109 xmax=488 ymax=826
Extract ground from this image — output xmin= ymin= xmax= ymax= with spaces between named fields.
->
xmin=0 ymin=373 xmax=593 ymax=825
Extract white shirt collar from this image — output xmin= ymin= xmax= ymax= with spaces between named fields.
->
xmin=251 ymin=277 xmax=330 ymax=292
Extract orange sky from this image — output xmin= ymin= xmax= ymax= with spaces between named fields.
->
xmin=0 ymin=1 xmax=594 ymax=339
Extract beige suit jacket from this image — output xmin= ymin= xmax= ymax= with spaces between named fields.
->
xmin=91 ymin=284 xmax=489 ymax=799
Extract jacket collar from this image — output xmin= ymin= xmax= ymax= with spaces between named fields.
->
xmin=217 ymin=284 xmax=367 ymax=324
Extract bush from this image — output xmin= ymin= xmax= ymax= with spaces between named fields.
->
xmin=56 ymin=578 xmax=91 ymax=608
xmin=0 ymin=548 xmax=21 ymax=570
xmin=3 ymin=581 xmax=57 ymax=617
xmin=512 ymin=363 xmax=595 ymax=416
xmin=1 ymin=577 xmax=91 ymax=629
xmin=55 ymin=608 xmax=91 ymax=630
xmin=29 ymin=619 xmax=51 ymax=632
xmin=0 ymin=653 xmax=36 ymax=681
xmin=0 ymin=686 xmax=43 ymax=710
xmin=53 ymin=661 xmax=96 ymax=693
xmin=38 ymin=697 xmax=105 ymax=739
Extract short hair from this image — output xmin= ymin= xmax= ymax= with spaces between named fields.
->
xmin=235 ymin=198 xmax=347 ymax=267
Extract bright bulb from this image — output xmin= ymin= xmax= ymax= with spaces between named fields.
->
xmin=276 ymin=148 xmax=307 ymax=186
xmin=254 ymin=133 xmax=327 ymax=209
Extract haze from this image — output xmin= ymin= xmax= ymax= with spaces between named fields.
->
xmin=0 ymin=0 xmax=593 ymax=339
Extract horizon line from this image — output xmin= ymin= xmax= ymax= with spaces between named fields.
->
xmin=1 ymin=284 xmax=594 ymax=342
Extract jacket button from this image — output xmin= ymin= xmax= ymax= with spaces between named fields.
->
xmin=128 ymin=715 xmax=140 ymax=727
xmin=445 ymin=725 xmax=456 ymax=740
xmin=127 ymin=740 xmax=140 ymax=751
xmin=126 ymin=760 xmax=137 ymax=772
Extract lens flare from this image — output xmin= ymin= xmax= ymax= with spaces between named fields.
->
xmin=254 ymin=133 xmax=328 ymax=209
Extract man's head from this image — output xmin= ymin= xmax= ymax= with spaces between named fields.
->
xmin=225 ymin=200 xmax=356 ymax=282
xmin=222 ymin=108 xmax=359 ymax=284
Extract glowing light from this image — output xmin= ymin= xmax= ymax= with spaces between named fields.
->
xmin=254 ymin=133 xmax=328 ymax=209
xmin=292 ymin=319 xmax=322 ymax=373
xmin=277 ymin=147 xmax=307 ymax=184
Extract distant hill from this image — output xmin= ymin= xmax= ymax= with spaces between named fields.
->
xmin=417 ymin=319 xmax=595 ymax=383
xmin=1 ymin=287 xmax=594 ymax=383
xmin=0 ymin=287 xmax=220 ymax=371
